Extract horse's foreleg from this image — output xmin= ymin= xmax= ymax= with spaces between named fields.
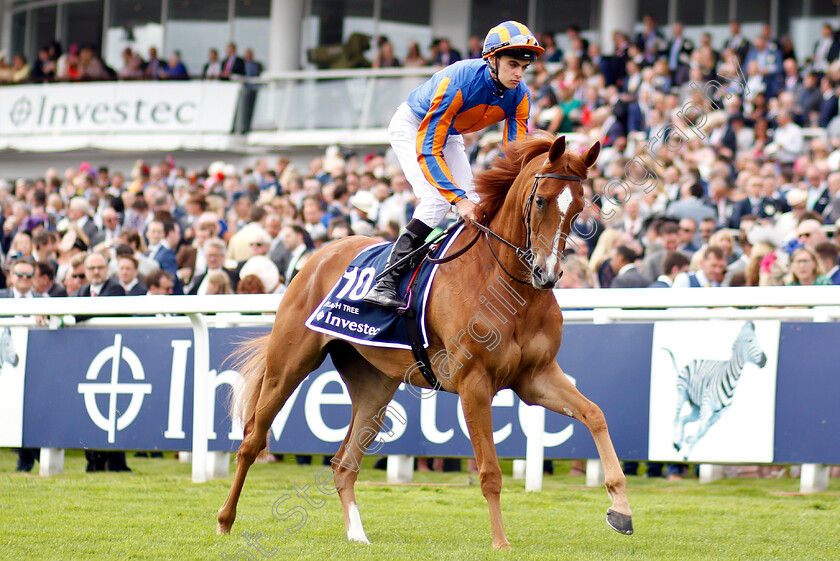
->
xmin=331 ymin=358 xmax=400 ymax=544
xmin=513 ymin=362 xmax=633 ymax=535
xmin=459 ymin=376 xmax=509 ymax=550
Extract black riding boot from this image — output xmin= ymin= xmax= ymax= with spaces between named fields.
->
xmin=363 ymin=227 xmax=426 ymax=308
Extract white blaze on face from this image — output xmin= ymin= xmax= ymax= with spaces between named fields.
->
xmin=557 ymin=187 xmax=574 ymax=216
xmin=542 ymin=187 xmax=574 ymax=276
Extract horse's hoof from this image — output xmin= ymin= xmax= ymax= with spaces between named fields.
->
xmin=606 ymin=509 xmax=634 ymax=535
xmin=493 ymin=541 xmax=511 ymax=551
xmin=217 ymin=513 xmax=233 ymax=535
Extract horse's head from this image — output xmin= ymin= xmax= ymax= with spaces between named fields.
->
xmin=523 ymin=136 xmax=600 ymax=289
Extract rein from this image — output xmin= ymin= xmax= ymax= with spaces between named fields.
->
xmin=375 ymin=172 xmax=585 ymax=284
xmin=476 ymin=171 xmax=585 ymax=284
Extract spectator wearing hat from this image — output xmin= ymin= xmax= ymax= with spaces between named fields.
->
xmin=775 ymin=187 xmax=809 ymax=238
xmin=239 ymin=255 xmax=281 ymax=294
xmin=349 ymin=190 xmax=379 ymax=236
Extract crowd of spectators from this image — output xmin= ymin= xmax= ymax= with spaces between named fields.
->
xmin=4 ymin=17 xmax=840 ymax=477
xmin=0 ymin=40 xmax=264 ymax=84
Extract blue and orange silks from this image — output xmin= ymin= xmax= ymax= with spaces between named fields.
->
xmin=406 ymin=58 xmax=530 ymax=203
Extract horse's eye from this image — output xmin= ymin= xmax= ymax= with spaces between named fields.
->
xmin=535 ymin=196 xmax=545 ymax=209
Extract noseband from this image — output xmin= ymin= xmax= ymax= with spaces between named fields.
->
xmin=472 ymin=172 xmax=584 ymax=285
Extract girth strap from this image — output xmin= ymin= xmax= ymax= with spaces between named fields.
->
xmin=403 ymin=269 xmax=442 ymax=391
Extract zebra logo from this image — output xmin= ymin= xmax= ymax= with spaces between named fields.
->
xmin=0 ymin=327 xmax=20 ymax=374
xmin=663 ymin=321 xmax=767 ymax=460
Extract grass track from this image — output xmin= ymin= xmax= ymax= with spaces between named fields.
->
xmin=1 ymin=450 xmax=838 ymax=560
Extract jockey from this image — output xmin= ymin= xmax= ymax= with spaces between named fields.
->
xmin=364 ymin=20 xmax=544 ymax=308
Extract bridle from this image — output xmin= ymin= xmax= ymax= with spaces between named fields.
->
xmin=471 ymin=171 xmax=584 ymax=285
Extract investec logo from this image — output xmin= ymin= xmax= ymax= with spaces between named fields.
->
xmin=75 ymin=336 xmax=229 ymax=444
xmin=77 ymin=334 xmax=152 ymax=443
xmin=8 ymin=94 xmax=196 ymax=128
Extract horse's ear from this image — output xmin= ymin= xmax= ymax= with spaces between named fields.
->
xmin=548 ymin=135 xmax=566 ymax=162
xmin=583 ymin=141 xmax=601 ymax=169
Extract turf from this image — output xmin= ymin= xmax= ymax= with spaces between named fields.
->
xmin=1 ymin=450 xmax=838 ymax=561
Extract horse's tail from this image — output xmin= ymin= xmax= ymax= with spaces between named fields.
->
xmin=228 ymin=333 xmax=271 ymax=427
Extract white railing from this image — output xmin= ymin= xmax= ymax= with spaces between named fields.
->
xmin=1 ymin=286 xmax=837 ymax=491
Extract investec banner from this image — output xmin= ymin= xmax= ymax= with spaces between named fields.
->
xmin=5 ymin=322 xmax=840 ymax=463
xmin=0 ymin=81 xmax=241 ymax=135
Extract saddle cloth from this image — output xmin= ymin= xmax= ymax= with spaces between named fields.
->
xmin=305 ymin=225 xmax=464 ymax=349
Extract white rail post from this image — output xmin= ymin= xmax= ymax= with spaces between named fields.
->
xmin=386 ymin=455 xmax=414 ymax=483
xmin=188 ymin=313 xmax=210 ymax=483
xmin=800 ymin=464 xmax=830 ymax=493
xmin=586 ymin=458 xmax=605 ymax=487
xmin=699 ymin=464 xmax=725 ymax=483
xmin=522 ymin=404 xmax=545 ymax=492
xmin=39 ymin=448 xmax=64 ymax=476
xmin=512 ymin=459 xmax=526 ymax=479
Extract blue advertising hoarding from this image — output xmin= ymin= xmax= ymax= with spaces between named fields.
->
xmin=17 ymin=321 xmax=840 ymax=464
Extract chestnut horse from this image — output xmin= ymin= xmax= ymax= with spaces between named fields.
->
xmin=217 ymin=135 xmax=633 ymax=549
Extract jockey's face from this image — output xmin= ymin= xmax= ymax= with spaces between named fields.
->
xmin=493 ymin=55 xmax=530 ymax=89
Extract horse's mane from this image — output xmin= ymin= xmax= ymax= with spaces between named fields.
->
xmin=475 ymin=136 xmax=589 ymax=220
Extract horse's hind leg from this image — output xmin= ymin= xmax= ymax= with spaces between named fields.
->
xmin=217 ymin=329 xmax=327 ymax=534
xmin=513 ymin=362 xmax=633 ymax=535
xmin=329 ymin=348 xmax=401 ymax=544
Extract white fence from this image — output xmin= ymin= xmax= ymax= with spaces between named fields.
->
xmin=2 ymin=286 xmax=838 ymax=492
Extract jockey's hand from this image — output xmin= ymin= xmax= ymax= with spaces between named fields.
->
xmin=455 ymin=198 xmax=483 ymax=225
